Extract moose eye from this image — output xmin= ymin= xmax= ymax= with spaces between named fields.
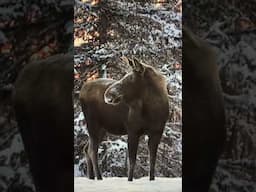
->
xmin=145 ymin=68 xmax=152 ymax=74
xmin=124 ymin=74 xmax=134 ymax=82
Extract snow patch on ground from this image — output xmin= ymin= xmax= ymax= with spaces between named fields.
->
xmin=74 ymin=177 xmax=182 ymax=192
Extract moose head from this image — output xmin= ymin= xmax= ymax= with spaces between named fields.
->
xmin=104 ymin=56 xmax=162 ymax=105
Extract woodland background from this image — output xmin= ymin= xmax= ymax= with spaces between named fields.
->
xmin=0 ymin=0 xmax=255 ymax=192
xmin=73 ymin=0 xmax=182 ymax=179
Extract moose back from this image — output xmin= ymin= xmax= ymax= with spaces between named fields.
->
xmin=79 ymin=57 xmax=170 ymax=181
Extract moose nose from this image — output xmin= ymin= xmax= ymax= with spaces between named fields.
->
xmin=104 ymin=95 xmax=113 ymax=104
xmin=104 ymin=87 xmax=120 ymax=104
xmin=104 ymin=89 xmax=115 ymax=104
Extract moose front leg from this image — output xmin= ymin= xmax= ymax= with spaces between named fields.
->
xmin=148 ymin=133 xmax=162 ymax=181
xmin=127 ymin=133 xmax=139 ymax=181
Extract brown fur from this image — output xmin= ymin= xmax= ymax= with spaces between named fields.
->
xmin=13 ymin=54 xmax=73 ymax=192
xmin=183 ymin=27 xmax=226 ymax=192
xmin=79 ymin=57 xmax=169 ymax=181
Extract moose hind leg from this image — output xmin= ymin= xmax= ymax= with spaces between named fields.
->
xmin=85 ymin=112 xmax=105 ymax=180
xmin=148 ymin=133 xmax=161 ymax=181
xmin=127 ymin=134 xmax=139 ymax=181
xmin=88 ymin=137 xmax=103 ymax=180
xmin=84 ymin=143 xmax=95 ymax=179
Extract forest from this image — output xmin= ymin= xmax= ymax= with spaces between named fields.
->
xmin=74 ymin=0 xmax=182 ymax=179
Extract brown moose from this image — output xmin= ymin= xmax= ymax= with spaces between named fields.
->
xmin=13 ymin=54 xmax=73 ymax=192
xmin=79 ymin=57 xmax=170 ymax=181
xmin=183 ymin=27 xmax=226 ymax=192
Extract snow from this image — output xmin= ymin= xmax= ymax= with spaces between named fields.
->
xmin=74 ymin=177 xmax=182 ymax=192
xmin=0 ymin=128 xmax=35 ymax=191
xmin=0 ymin=133 xmax=24 ymax=162
xmin=75 ymin=158 xmax=86 ymax=177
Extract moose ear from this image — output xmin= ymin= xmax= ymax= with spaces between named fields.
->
xmin=132 ymin=57 xmax=145 ymax=74
xmin=183 ymin=27 xmax=201 ymax=49
xmin=120 ymin=56 xmax=135 ymax=68
xmin=127 ymin=58 xmax=135 ymax=68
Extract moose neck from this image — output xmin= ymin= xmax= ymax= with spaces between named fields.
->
xmin=141 ymin=72 xmax=169 ymax=109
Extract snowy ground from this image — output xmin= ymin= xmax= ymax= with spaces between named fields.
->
xmin=74 ymin=177 xmax=182 ymax=192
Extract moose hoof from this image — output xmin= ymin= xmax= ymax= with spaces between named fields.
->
xmin=88 ymin=174 xmax=95 ymax=180
xmin=128 ymin=177 xmax=133 ymax=182
xmin=149 ymin=177 xmax=155 ymax=181
xmin=97 ymin=176 xmax=103 ymax=180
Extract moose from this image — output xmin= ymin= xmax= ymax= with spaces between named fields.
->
xmin=183 ymin=27 xmax=226 ymax=192
xmin=13 ymin=54 xmax=73 ymax=192
xmin=79 ymin=57 xmax=170 ymax=181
